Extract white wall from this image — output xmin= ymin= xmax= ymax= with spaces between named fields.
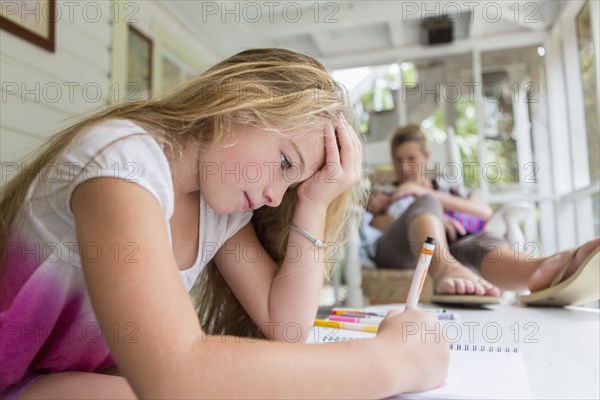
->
xmin=0 ymin=1 xmax=219 ymax=183
xmin=0 ymin=1 xmax=112 ymax=167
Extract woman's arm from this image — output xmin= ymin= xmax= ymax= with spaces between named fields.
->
xmin=370 ymin=213 xmax=395 ymax=231
xmin=71 ymin=178 xmax=447 ymax=398
xmin=434 ymin=192 xmax=493 ymax=219
xmin=394 ymin=182 xmax=493 ymax=219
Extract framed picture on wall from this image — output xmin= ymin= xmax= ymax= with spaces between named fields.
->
xmin=0 ymin=0 xmax=56 ymax=52
xmin=127 ymin=25 xmax=153 ymax=100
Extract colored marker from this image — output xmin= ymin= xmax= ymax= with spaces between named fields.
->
xmin=328 ymin=313 xmax=457 ymax=324
xmin=366 ymin=307 xmax=447 ymax=314
xmin=331 ymin=309 xmax=387 ymax=317
xmin=435 ymin=312 xmax=458 ymax=321
xmin=329 ymin=313 xmax=386 ymax=319
xmin=405 ymin=237 xmax=436 ymax=309
xmin=314 ymin=319 xmax=378 ymax=333
xmin=327 ymin=315 xmax=384 ymax=324
xmin=318 ymin=314 xmax=456 ymax=334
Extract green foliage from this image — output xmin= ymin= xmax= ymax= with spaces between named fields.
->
xmin=454 ymin=99 xmax=480 ymax=188
xmin=360 ymin=89 xmax=375 ymax=113
xmin=401 ymin=64 xmax=418 ymax=87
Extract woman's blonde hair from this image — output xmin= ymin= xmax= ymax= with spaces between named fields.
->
xmin=0 ymin=48 xmax=367 ymax=338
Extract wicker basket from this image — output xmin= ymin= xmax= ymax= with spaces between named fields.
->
xmin=361 ymin=269 xmax=434 ymax=305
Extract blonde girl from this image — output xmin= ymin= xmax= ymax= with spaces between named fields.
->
xmin=1 ymin=49 xmax=448 ymax=399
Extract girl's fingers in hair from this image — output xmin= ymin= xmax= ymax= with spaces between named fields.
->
xmin=338 ymin=117 xmax=355 ymax=161
xmin=341 ymin=114 xmax=359 ymax=148
xmin=297 ymin=117 xmax=360 ymax=206
xmin=324 ymin=124 xmax=341 ymax=167
xmin=333 ymin=116 xmax=351 ymax=165
xmin=337 ymin=115 xmax=362 ymax=179
xmin=344 ymin=116 xmax=363 ymax=177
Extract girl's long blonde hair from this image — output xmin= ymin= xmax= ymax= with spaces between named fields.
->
xmin=0 ymin=48 xmax=367 ymax=337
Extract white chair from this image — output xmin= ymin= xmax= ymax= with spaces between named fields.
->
xmin=484 ymin=201 xmax=535 ymax=246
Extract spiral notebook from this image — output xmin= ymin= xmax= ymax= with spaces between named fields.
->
xmin=309 ymin=328 xmax=532 ymax=399
xmin=393 ymin=343 xmax=532 ymax=400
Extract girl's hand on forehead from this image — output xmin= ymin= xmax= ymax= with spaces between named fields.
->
xmin=296 ymin=114 xmax=362 ymax=207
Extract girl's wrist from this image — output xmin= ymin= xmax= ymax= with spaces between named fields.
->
xmin=295 ymin=197 xmax=329 ymax=216
xmin=290 ymin=200 xmax=328 ymax=244
xmin=372 ymin=335 xmax=406 ymax=394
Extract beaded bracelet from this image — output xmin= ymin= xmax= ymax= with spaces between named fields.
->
xmin=289 ymin=223 xmax=326 ymax=249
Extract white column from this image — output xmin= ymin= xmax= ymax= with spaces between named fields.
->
xmin=531 ymin=54 xmax=558 ymax=255
xmin=472 ymin=49 xmax=489 ymax=203
xmin=544 ymin=30 xmax=577 ymax=250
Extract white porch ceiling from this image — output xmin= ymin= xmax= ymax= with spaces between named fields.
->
xmin=169 ymin=0 xmax=564 ymax=69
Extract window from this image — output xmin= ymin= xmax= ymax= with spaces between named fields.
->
xmin=576 ymin=1 xmax=600 ymax=182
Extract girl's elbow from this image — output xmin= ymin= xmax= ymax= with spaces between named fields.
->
xmin=261 ymin=318 xmax=312 ymax=343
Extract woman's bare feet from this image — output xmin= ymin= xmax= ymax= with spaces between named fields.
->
xmin=430 ymin=261 xmax=501 ymax=297
xmin=527 ymin=238 xmax=600 ymax=292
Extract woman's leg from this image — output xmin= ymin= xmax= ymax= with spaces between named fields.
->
xmin=478 ymin=237 xmax=600 ymax=292
xmin=372 ymin=218 xmax=418 ymax=269
xmin=374 ymin=194 xmax=500 ymax=295
xmin=19 ymin=371 xmax=135 ymax=399
xmin=407 ymin=212 xmax=500 ymax=296
xmin=375 ymin=194 xmax=599 ymax=295
xmin=374 ymin=194 xmax=447 ymax=270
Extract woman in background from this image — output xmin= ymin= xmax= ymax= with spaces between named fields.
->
xmin=365 ymin=124 xmax=599 ymax=303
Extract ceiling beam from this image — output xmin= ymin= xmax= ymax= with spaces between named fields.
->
xmin=235 ymin=1 xmax=483 ymax=38
xmin=387 ymin=18 xmax=408 ymax=47
xmin=322 ymin=30 xmax=547 ymax=70
xmin=309 ymin=32 xmax=327 ymax=57
xmin=496 ymin=1 xmax=550 ymax=31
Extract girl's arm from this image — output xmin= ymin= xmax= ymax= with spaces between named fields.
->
xmin=214 ymin=204 xmax=327 ymax=343
xmin=215 ymin=116 xmax=360 ymax=342
xmin=71 ymin=178 xmax=448 ymax=398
